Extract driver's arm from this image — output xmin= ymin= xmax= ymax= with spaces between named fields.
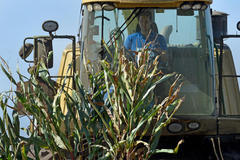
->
xmin=154 ymin=34 xmax=168 ymax=62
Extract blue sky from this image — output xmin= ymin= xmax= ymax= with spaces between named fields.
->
xmin=0 ymin=0 xmax=81 ymax=92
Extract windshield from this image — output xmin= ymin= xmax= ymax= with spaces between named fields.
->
xmin=80 ymin=7 xmax=215 ymax=115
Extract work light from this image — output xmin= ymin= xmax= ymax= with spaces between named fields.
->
xmin=200 ymin=4 xmax=208 ymax=10
xmin=192 ymin=3 xmax=202 ymax=10
xmin=93 ymin=3 xmax=102 ymax=11
xmin=102 ymin=3 xmax=115 ymax=11
xmin=42 ymin=20 xmax=59 ymax=33
xmin=237 ymin=21 xmax=240 ymax=31
xmin=87 ymin=4 xmax=93 ymax=12
xmin=180 ymin=2 xmax=192 ymax=10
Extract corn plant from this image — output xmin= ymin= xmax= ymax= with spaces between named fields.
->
xmin=0 ymin=97 xmax=21 ymax=159
xmin=0 ymin=57 xmax=76 ymax=159
xmin=0 ymin=39 xmax=183 ymax=160
xmin=77 ymin=42 xmax=184 ymax=159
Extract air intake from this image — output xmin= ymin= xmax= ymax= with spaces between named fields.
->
xmin=211 ymin=10 xmax=228 ymax=44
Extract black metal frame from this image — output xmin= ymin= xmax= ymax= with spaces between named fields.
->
xmin=219 ymin=35 xmax=240 ymax=116
xmin=23 ymin=35 xmax=76 ymax=89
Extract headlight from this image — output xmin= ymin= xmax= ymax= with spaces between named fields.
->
xmin=168 ymin=122 xmax=183 ymax=133
xmin=187 ymin=121 xmax=200 ymax=130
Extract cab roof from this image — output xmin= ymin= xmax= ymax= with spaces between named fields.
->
xmin=82 ymin=0 xmax=212 ymax=8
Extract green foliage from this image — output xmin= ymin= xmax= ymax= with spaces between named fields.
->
xmin=0 ymin=42 xmax=183 ymax=159
xmin=84 ymin=44 xmax=183 ymax=159
xmin=0 ymin=95 xmax=23 ymax=159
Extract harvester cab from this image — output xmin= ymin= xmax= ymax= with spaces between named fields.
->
xmin=18 ymin=0 xmax=240 ymax=159
xmin=79 ymin=0 xmax=215 ymax=126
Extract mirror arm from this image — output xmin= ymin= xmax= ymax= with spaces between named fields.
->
xmin=33 ymin=38 xmax=38 ymax=66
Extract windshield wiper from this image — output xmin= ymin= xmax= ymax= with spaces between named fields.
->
xmin=106 ymin=8 xmax=143 ymax=47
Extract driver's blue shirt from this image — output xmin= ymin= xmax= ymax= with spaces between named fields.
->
xmin=124 ymin=32 xmax=167 ymax=52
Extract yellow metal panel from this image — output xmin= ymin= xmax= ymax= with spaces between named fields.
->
xmin=214 ymin=48 xmax=240 ymax=115
xmin=82 ymin=0 xmax=212 ymax=8
xmin=57 ymin=47 xmax=81 ymax=115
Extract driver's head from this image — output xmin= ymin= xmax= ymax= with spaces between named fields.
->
xmin=138 ymin=10 xmax=152 ymax=36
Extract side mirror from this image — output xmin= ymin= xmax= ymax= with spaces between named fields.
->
xmin=19 ymin=43 xmax=33 ymax=60
xmin=36 ymin=38 xmax=53 ymax=68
